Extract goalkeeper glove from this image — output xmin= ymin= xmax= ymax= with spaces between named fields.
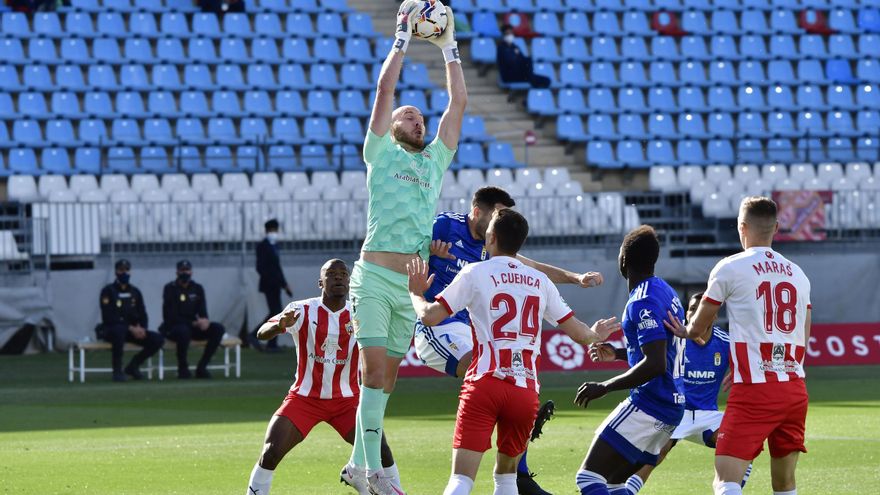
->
xmin=428 ymin=6 xmax=460 ymax=64
xmin=393 ymin=0 xmax=419 ymax=54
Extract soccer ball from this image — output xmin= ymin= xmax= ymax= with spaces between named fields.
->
xmin=411 ymin=0 xmax=448 ymax=40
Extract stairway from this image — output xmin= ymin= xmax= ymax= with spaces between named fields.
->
xmin=345 ymin=0 xmax=640 ymax=192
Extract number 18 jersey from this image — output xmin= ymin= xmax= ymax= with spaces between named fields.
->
xmin=704 ymin=247 xmax=811 ymax=385
xmin=435 ymin=256 xmax=574 ymax=392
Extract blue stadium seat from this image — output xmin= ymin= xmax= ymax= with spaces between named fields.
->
xmin=336 ymin=65 xmax=369 ymax=91
xmin=116 ymin=91 xmax=149 ymax=118
xmin=220 ymin=38 xmax=250 ymax=64
xmin=331 ymin=143 xmax=363 ymax=170
xmin=648 ymin=87 xmax=676 ymax=112
xmin=587 ymin=140 xmax=617 ymax=168
xmin=309 ymin=64 xmax=342 ymax=90
xmin=83 ymin=92 xmax=114 ymax=119
xmin=28 ymin=38 xmax=59 ymax=65
xmin=119 ymin=64 xmax=151 ymax=91
xmin=647 ymin=140 xmax=675 ymax=165
xmin=827 ymin=84 xmax=856 ymax=111
xmin=0 ymin=65 xmax=22 ymax=92
xmin=60 ymin=38 xmax=91 ymax=64
xmin=737 ymin=86 xmax=765 ymax=111
xmin=254 ymin=13 xmax=284 ymax=38
xmin=561 ymin=38 xmax=590 ymax=63
xmin=9 ymin=148 xmax=38 ymax=173
xmin=623 ymin=11 xmax=652 ymax=35
xmin=46 ymin=119 xmax=80 ymax=147
xmin=617 ymin=140 xmax=648 ymax=168
xmin=278 ymin=64 xmax=309 ymax=90
xmin=592 ymin=11 xmax=620 ymax=36
xmin=217 ymin=64 xmax=248 ymax=91
xmin=737 ymin=111 xmax=769 ymax=138
xmin=706 ymin=139 xmax=734 ymax=164
xmin=0 ymin=92 xmax=14 ymax=120
xmin=203 ymin=146 xmax=235 ymax=172
xmin=585 ymin=63 xmax=613 ymax=88
xmin=223 ymin=13 xmax=253 ymax=38
xmin=344 ymin=37 xmax=375 ymax=63
xmin=557 ymin=114 xmax=588 ymax=142
xmin=236 ymin=145 xmax=261 ymax=171
xmin=586 ymin=87 xmax=615 ymax=113
xmin=738 ymin=35 xmax=769 ymax=62
xmin=857 ymin=110 xmax=880 ymax=136
xmin=65 ymin=12 xmax=95 ymax=38
xmin=797 ymin=110 xmax=827 ymax=137
xmin=193 ymin=13 xmax=222 ymax=39
xmin=827 ymin=111 xmax=858 ymax=137
xmin=243 ymin=91 xmax=276 ymax=117
xmin=123 ymin=38 xmax=158 ymax=65
xmin=709 ymin=35 xmax=738 ymax=61
xmin=736 ymin=139 xmax=764 ymax=163
xmin=156 ymin=38 xmax=188 ymax=64
xmin=591 ymin=37 xmax=621 ymax=62
xmin=323 ymin=0 xmax=352 ymax=13
xmin=797 ymin=138 xmax=827 ymax=163
xmin=93 ymin=38 xmax=123 ymax=65
xmin=619 ymin=88 xmax=648 ymax=114
xmin=134 ymin=0 xmax=167 ymax=12
xmin=41 ymin=148 xmax=72 ymax=175
xmin=285 ymin=13 xmax=316 ymax=38
xmin=207 ymin=118 xmax=241 ymax=145
xmin=97 ymin=12 xmax=127 ymax=38
xmin=768 ymin=85 xmax=797 ymax=111
xmin=538 ymin=0 xmax=567 ymax=13
xmin=707 ymin=86 xmax=737 ymax=111
xmin=0 ymin=39 xmax=26 ymax=65
xmin=709 ymin=61 xmax=736 ymax=86
xmin=271 ymin=118 xmax=305 ymax=145
xmin=767 ymin=60 xmax=797 ymax=85
xmin=528 ymin=12 xmax=560 ymax=38
xmin=266 ymin=144 xmax=295 ymax=171
xmin=244 ymin=64 xmax=277 ymax=91
xmin=289 ymin=0 xmax=320 ymax=13
xmin=618 ymin=114 xmax=647 ymax=139
xmin=860 ymin=34 xmax=880 ymax=58
xmin=622 ymin=37 xmax=650 ymax=62
xmin=679 ymin=62 xmax=707 ymax=87
xmin=558 ymin=89 xmax=588 ymax=115
xmin=770 ymin=9 xmax=798 ymax=34
xmin=680 ymin=36 xmax=710 ymax=62
xmin=829 ymin=35 xmax=857 ymax=60
xmin=139 ymin=146 xmax=170 ymax=173
xmin=430 ymin=90 xmax=450 ymax=115
xmin=33 ymin=13 xmax=63 ymax=39
xmin=826 ymin=59 xmax=856 ymax=84
xmin=587 ymin=114 xmax=616 ymax=140
xmin=251 ymin=38 xmax=281 ymax=65
xmin=2 ymin=13 xmax=30 ymax=38
xmin=767 ymin=138 xmax=795 ymax=163
xmin=769 ymin=35 xmax=797 ymax=60
xmin=792 ymin=60 xmax=823 ymax=86
xmin=78 ymin=119 xmax=109 ymax=146
xmin=829 ymin=8 xmax=857 ymax=33
xmin=676 ymin=140 xmax=706 ymax=165
xmin=826 ymin=138 xmax=852 ymax=162
xmin=189 ymin=38 xmax=219 ymax=64
xmin=648 ymin=113 xmax=676 ymax=139
xmin=112 ymin=118 xmax=145 ymax=146
xmin=767 ymin=112 xmax=797 ymax=138
xmin=301 ymin=145 xmax=331 ymax=171
xmin=130 ymin=13 xmax=159 ymax=39
xmin=856 ymin=137 xmax=880 ymax=162
xmin=213 ymin=90 xmax=245 ymax=117
xmin=22 ymin=65 xmax=53 ymax=91
xmin=400 ymin=90 xmax=429 ymax=114
xmin=175 ymin=118 xmax=209 ymax=145
xmin=678 ymin=113 xmax=710 ymax=139
xmin=316 ymin=13 xmax=346 ymax=39
xmin=402 ymin=64 xmax=433 ymax=90
xmin=172 ymin=145 xmax=201 ymax=173
xmin=103 ymin=0 xmax=133 ymax=12
xmin=334 ymin=117 xmax=364 ymax=144
xmin=160 ymin=12 xmax=190 ymax=38
xmin=508 ymin=0 xmax=539 ymax=13
xmin=650 ymin=37 xmax=679 ymax=62
xmin=313 ymin=38 xmax=344 ymax=64
xmin=18 ymin=92 xmax=50 ymax=120
xmin=0 ymin=123 xmax=9 ymax=152
xmin=857 ymin=85 xmax=880 ymax=110
xmin=858 ymin=59 xmax=880 ymax=84
xmin=306 ymin=90 xmax=336 ymax=117
xmin=799 ymin=35 xmax=827 ymax=60
xmin=347 ymin=13 xmax=379 ymax=38
xmin=740 ymin=10 xmax=770 ymax=34
xmin=148 ymin=91 xmax=179 ymax=118
xmin=708 ymin=112 xmax=735 ymax=138
xmin=150 ymin=64 xmax=182 ymax=91
xmin=562 ymin=12 xmax=590 ymax=35
xmin=678 ymin=86 xmax=707 ymax=110
xmin=303 ymin=117 xmax=335 ymax=145
xmin=462 ymin=115 xmax=493 ymax=142
xmin=276 ymin=90 xmax=308 ymax=117
xmin=185 ymin=65 xmax=216 ymax=91
xmin=681 ymin=11 xmax=710 ymax=35
xmin=711 ymin=10 xmax=738 ymax=34
xmin=143 ymin=118 xmax=175 ymax=146
xmin=487 ymin=142 xmax=524 ymax=168
xmin=471 ymin=37 xmax=498 ymax=64
xmin=531 ymin=63 xmax=557 ymax=87
xmin=456 ymin=143 xmax=487 ymax=169
xmin=180 ymin=91 xmax=211 ymax=118
xmin=647 ymin=62 xmax=675 ymax=86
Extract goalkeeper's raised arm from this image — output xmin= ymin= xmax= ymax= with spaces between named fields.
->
xmin=368 ymin=1 xmax=418 ymax=137
xmin=430 ymin=5 xmax=467 ymax=151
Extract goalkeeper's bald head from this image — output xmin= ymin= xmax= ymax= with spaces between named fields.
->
xmin=391 ymin=105 xmax=426 ymax=150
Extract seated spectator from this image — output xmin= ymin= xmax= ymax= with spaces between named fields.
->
xmin=199 ymin=0 xmax=245 ymax=14
xmin=96 ymin=259 xmax=164 ymax=382
xmin=160 ymin=260 xmax=225 ymax=379
xmin=496 ymin=25 xmax=551 ymax=88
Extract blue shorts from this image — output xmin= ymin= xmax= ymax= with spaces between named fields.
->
xmin=413 ymin=320 xmax=472 ymax=377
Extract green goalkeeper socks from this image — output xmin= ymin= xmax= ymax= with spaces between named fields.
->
xmin=359 ymin=386 xmax=385 ymax=474
xmin=349 ymin=397 xmax=366 ymax=467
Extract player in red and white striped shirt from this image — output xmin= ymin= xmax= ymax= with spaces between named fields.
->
xmin=246 ymin=259 xmax=397 ymax=495
xmin=408 ymin=209 xmax=620 ymax=495
xmin=667 ymin=197 xmax=812 ymax=495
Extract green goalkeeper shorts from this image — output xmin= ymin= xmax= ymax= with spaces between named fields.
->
xmin=349 ymin=260 xmax=417 ymax=358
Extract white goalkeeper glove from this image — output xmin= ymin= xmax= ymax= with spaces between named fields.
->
xmin=428 ymin=6 xmax=459 ymax=64
xmin=393 ymin=0 xmax=419 ymax=54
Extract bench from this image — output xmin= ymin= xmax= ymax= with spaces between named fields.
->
xmin=68 ymin=336 xmax=242 ymax=383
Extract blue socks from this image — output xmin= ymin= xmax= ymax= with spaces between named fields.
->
xmin=576 ymin=470 xmax=610 ymax=495
xmin=517 ymin=449 xmax=530 ymax=474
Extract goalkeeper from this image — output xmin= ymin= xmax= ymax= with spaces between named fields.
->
xmin=342 ymin=2 xmax=467 ymax=494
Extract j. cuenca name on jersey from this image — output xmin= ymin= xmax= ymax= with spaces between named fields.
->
xmin=490 ymin=272 xmax=541 ymax=288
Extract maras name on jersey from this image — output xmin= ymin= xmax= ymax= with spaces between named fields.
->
xmin=752 ymin=260 xmax=794 ymax=277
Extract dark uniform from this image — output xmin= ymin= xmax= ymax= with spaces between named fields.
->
xmin=97 ymin=262 xmax=164 ymax=380
xmin=159 ymin=261 xmax=224 ymax=378
xmin=255 ymin=223 xmax=289 ymax=350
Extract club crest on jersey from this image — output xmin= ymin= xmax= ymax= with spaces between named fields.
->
xmin=714 ymin=352 xmax=722 ymax=366
xmin=480 ymin=248 xmax=488 ymax=261
xmin=765 ymin=251 xmax=774 ymax=259
xmin=455 ymin=240 xmax=464 ymax=248
xmin=344 ymin=321 xmax=354 ymax=335
xmin=508 ymin=262 xmax=517 ymax=269
xmin=512 ymin=351 xmax=524 ymax=369
xmin=772 ymin=343 xmax=785 ymax=363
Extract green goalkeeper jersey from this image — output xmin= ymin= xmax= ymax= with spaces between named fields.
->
xmin=361 ymin=129 xmax=455 ymax=259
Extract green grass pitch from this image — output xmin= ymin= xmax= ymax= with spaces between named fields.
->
xmin=1 ymin=351 xmax=877 ymax=494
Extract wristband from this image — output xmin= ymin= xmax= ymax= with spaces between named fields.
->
xmin=393 ymin=33 xmax=411 ymax=53
xmin=442 ymin=42 xmax=460 ymax=64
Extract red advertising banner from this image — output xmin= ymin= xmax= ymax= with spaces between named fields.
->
xmin=397 ymin=323 xmax=880 ymax=378
xmin=773 ymin=190 xmax=833 ymax=242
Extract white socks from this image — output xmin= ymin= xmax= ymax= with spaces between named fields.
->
xmin=493 ymin=473 xmax=517 ymax=495
xmin=384 ymin=463 xmax=402 ymax=487
xmin=246 ymin=464 xmax=273 ymax=495
xmin=713 ymin=481 xmax=743 ymax=495
xmin=443 ymin=474 xmax=474 ymax=495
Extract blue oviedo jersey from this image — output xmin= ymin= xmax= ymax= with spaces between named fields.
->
xmin=621 ymin=276 xmax=686 ymax=426
xmin=425 ymin=212 xmax=489 ymax=325
xmin=683 ymin=325 xmax=731 ymax=411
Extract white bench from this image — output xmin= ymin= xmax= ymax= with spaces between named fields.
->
xmin=68 ymin=336 xmax=242 ymax=383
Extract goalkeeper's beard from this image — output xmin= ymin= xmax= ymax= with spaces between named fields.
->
xmin=392 ymin=125 xmax=424 ymax=151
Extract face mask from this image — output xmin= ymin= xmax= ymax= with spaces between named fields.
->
xmin=117 ymin=273 xmax=130 ymax=285
xmin=267 ymin=232 xmax=279 ymax=244
xmin=504 ymin=34 xmax=515 ymax=44
xmin=177 ymin=273 xmax=191 ymax=283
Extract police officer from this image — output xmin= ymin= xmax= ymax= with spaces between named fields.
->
xmin=97 ymin=259 xmax=164 ymax=382
xmin=160 ymin=260 xmax=225 ymax=379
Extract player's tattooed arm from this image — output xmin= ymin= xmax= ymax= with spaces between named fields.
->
xmin=406 ymin=258 xmax=450 ymax=327
xmin=516 ymin=255 xmax=603 ymax=287
xmin=257 ymin=306 xmax=301 ymax=340
xmin=575 ymin=340 xmax=667 ymax=408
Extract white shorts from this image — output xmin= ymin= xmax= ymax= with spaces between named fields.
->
xmin=671 ymin=409 xmax=724 ymax=447
xmin=413 ymin=320 xmax=473 ymax=377
xmin=596 ymin=398 xmax=677 ymax=466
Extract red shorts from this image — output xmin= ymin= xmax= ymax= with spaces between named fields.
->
xmin=274 ymin=392 xmax=359 ymax=439
xmin=453 ymin=377 xmax=539 ymax=457
xmin=716 ymin=379 xmax=809 ymax=460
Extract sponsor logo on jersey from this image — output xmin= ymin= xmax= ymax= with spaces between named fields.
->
xmin=322 ymin=337 xmax=341 ymax=354
xmin=639 ymin=309 xmax=652 ymax=320
xmin=393 ymin=172 xmax=432 ymax=189
xmin=714 ymin=352 xmax=722 ymax=366
xmin=638 ymin=309 xmax=658 ymax=330
xmin=455 ymin=240 xmax=464 ymax=248
xmin=688 ymin=370 xmax=716 ymax=379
